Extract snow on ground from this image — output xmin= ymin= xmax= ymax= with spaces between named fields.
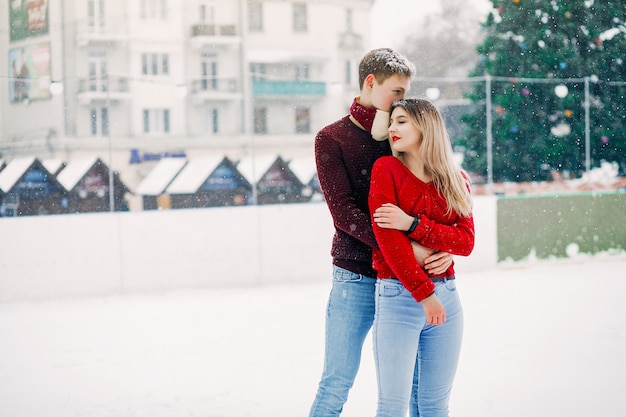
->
xmin=1 ymin=255 xmax=625 ymax=417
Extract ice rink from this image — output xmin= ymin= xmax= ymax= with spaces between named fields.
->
xmin=1 ymin=255 xmax=625 ymax=417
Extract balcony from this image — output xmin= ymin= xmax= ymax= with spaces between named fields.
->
xmin=252 ymin=80 xmax=326 ymax=97
xmin=339 ymin=32 xmax=363 ymax=50
xmin=76 ymin=77 xmax=131 ymax=105
xmin=76 ymin=24 xmax=128 ymax=47
xmin=189 ymin=77 xmax=241 ymax=104
xmin=190 ymin=24 xmax=241 ymax=49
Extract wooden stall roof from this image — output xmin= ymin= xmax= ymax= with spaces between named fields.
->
xmin=0 ymin=157 xmax=64 ymax=196
xmin=236 ymin=154 xmax=282 ymax=184
xmin=0 ymin=157 xmax=37 ymax=193
xmin=42 ymin=159 xmax=66 ymax=176
xmin=165 ymin=156 xmax=225 ymax=194
xmin=56 ymin=157 xmax=101 ymax=191
xmin=135 ymin=158 xmax=187 ymax=196
xmin=288 ymin=156 xmax=317 ymax=185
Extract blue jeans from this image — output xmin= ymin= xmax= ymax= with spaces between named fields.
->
xmin=309 ymin=266 xmax=377 ymax=417
xmin=373 ymin=278 xmax=463 ymax=417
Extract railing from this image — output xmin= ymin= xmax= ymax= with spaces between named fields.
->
xmin=76 ymin=22 xmax=128 ymax=46
xmin=78 ymin=77 xmax=129 ymax=94
xmin=189 ymin=77 xmax=239 ymax=94
xmin=252 ymin=80 xmax=326 ymax=96
xmin=191 ymin=24 xmax=237 ymax=37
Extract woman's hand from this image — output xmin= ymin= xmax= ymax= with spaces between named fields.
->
xmin=424 ymin=251 xmax=453 ymax=275
xmin=422 ymin=293 xmax=446 ymax=325
xmin=375 ymin=203 xmax=454 ymax=274
xmin=373 ymin=203 xmax=414 ymax=231
xmin=411 ymin=242 xmax=453 ymax=275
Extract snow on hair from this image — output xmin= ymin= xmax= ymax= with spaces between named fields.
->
xmin=358 ymin=48 xmax=415 ymax=88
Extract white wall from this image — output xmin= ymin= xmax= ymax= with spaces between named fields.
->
xmin=0 ymin=196 xmax=496 ymax=303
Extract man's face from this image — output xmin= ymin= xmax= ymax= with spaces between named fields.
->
xmin=370 ymin=74 xmax=411 ymax=112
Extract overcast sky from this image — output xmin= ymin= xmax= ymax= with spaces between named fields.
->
xmin=370 ymin=0 xmax=492 ymax=47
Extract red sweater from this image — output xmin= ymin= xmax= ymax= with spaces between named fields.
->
xmin=315 ymin=115 xmax=391 ymax=276
xmin=369 ymin=156 xmax=475 ymax=302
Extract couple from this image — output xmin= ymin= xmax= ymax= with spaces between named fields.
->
xmin=309 ymin=48 xmax=475 ymax=417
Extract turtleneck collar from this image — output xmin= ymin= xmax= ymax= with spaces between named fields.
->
xmin=349 ymin=96 xmax=377 ymax=132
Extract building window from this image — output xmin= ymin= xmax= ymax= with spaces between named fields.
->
xmin=204 ymin=106 xmax=219 ymax=134
xmin=151 ymin=54 xmax=158 ymax=75
xmin=143 ymin=109 xmax=170 ymax=134
xmin=293 ymin=3 xmax=307 ymax=32
xmin=212 ymin=108 xmax=219 ymax=133
xmin=101 ymin=108 xmax=109 ymax=136
xmin=345 ymin=60 xmax=352 ymax=85
xmin=294 ymin=63 xmax=309 ymax=81
xmin=199 ymin=3 xmax=214 ymax=23
xmin=249 ymin=2 xmax=263 ymax=32
xmin=141 ymin=53 xmax=169 ymax=76
xmin=141 ymin=0 xmax=167 ymax=20
xmin=164 ymin=110 xmax=170 ymax=132
xmin=250 ymin=63 xmax=266 ymax=81
xmin=346 ymin=8 xmax=353 ymax=31
xmin=87 ymin=0 xmax=105 ymax=30
xmin=254 ymin=106 xmax=267 ymax=134
xmin=160 ymin=0 xmax=168 ymax=19
xmin=88 ymin=51 xmax=107 ymax=92
xmin=90 ymin=107 xmax=109 ymax=136
xmin=295 ymin=107 xmax=310 ymax=133
xmin=201 ymin=55 xmax=218 ymax=90
xmin=162 ymin=55 xmax=169 ymax=75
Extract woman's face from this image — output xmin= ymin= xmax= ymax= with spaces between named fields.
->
xmin=388 ymin=106 xmax=421 ymax=153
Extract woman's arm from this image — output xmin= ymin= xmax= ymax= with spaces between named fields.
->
xmin=369 ymin=161 xmax=435 ymax=302
xmin=412 ymin=243 xmax=454 ymax=276
xmin=409 ymin=213 xmax=475 ymax=256
xmin=374 ymin=203 xmax=454 ymax=273
xmin=374 ymin=202 xmax=475 ymax=256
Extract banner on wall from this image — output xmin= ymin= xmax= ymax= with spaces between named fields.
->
xmin=8 ymin=43 xmax=51 ymax=103
xmin=9 ymin=0 xmax=50 ymax=41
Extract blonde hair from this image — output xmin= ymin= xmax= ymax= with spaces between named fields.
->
xmin=390 ymin=99 xmax=472 ymax=217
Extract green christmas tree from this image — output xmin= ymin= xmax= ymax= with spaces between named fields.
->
xmin=459 ymin=0 xmax=626 ymax=183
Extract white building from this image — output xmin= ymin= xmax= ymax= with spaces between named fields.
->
xmin=0 ymin=0 xmax=374 ymax=191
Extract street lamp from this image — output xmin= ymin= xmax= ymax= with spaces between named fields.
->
xmin=425 ymin=87 xmax=440 ymax=101
xmin=105 ymin=74 xmax=114 ymax=212
xmin=552 ymin=84 xmax=571 ymax=137
xmin=554 ymin=81 xmax=590 ymax=183
xmin=485 ymin=74 xmax=493 ymax=192
xmin=554 ymin=84 xmax=568 ymax=98
xmin=583 ymin=77 xmax=590 ymax=185
xmin=49 ymin=80 xmax=64 ymax=96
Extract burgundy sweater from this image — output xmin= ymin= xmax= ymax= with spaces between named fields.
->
xmin=315 ymin=115 xmax=391 ymax=276
xmin=369 ymin=156 xmax=475 ymax=302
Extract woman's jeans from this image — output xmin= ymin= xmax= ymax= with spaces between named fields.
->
xmin=374 ymin=278 xmax=463 ymax=417
xmin=309 ymin=266 xmax=377 ymax=417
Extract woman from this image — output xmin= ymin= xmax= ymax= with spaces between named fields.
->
xmin=368 ymin=99 xmax=475 ymax=417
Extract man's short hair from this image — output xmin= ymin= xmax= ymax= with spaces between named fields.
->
xmin=358 ymin=48 xmax=415 ymax=88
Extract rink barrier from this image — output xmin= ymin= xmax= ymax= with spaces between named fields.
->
xmin=1 ymin=193 xmax=624 ymax=303
xmin=497 ymin=191 xmax=626 ymax=261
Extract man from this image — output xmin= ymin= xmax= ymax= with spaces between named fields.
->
xmin=309 ymin=48 xmax=453 ymax=416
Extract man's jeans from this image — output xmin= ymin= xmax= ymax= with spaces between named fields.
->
xmin=373 ymin=278 xmax=463 ymax=417
xmin=309 ymin=266 xmax=377 ymax=417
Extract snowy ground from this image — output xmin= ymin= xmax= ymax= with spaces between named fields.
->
xmin=1 ymin=255 xmax=625 ymax=417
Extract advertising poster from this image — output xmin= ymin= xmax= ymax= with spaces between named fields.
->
xmin=8 ymin=43 xmax=52 ymax=103
xmin=9 ymin=0 xmax=50 ymax=41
